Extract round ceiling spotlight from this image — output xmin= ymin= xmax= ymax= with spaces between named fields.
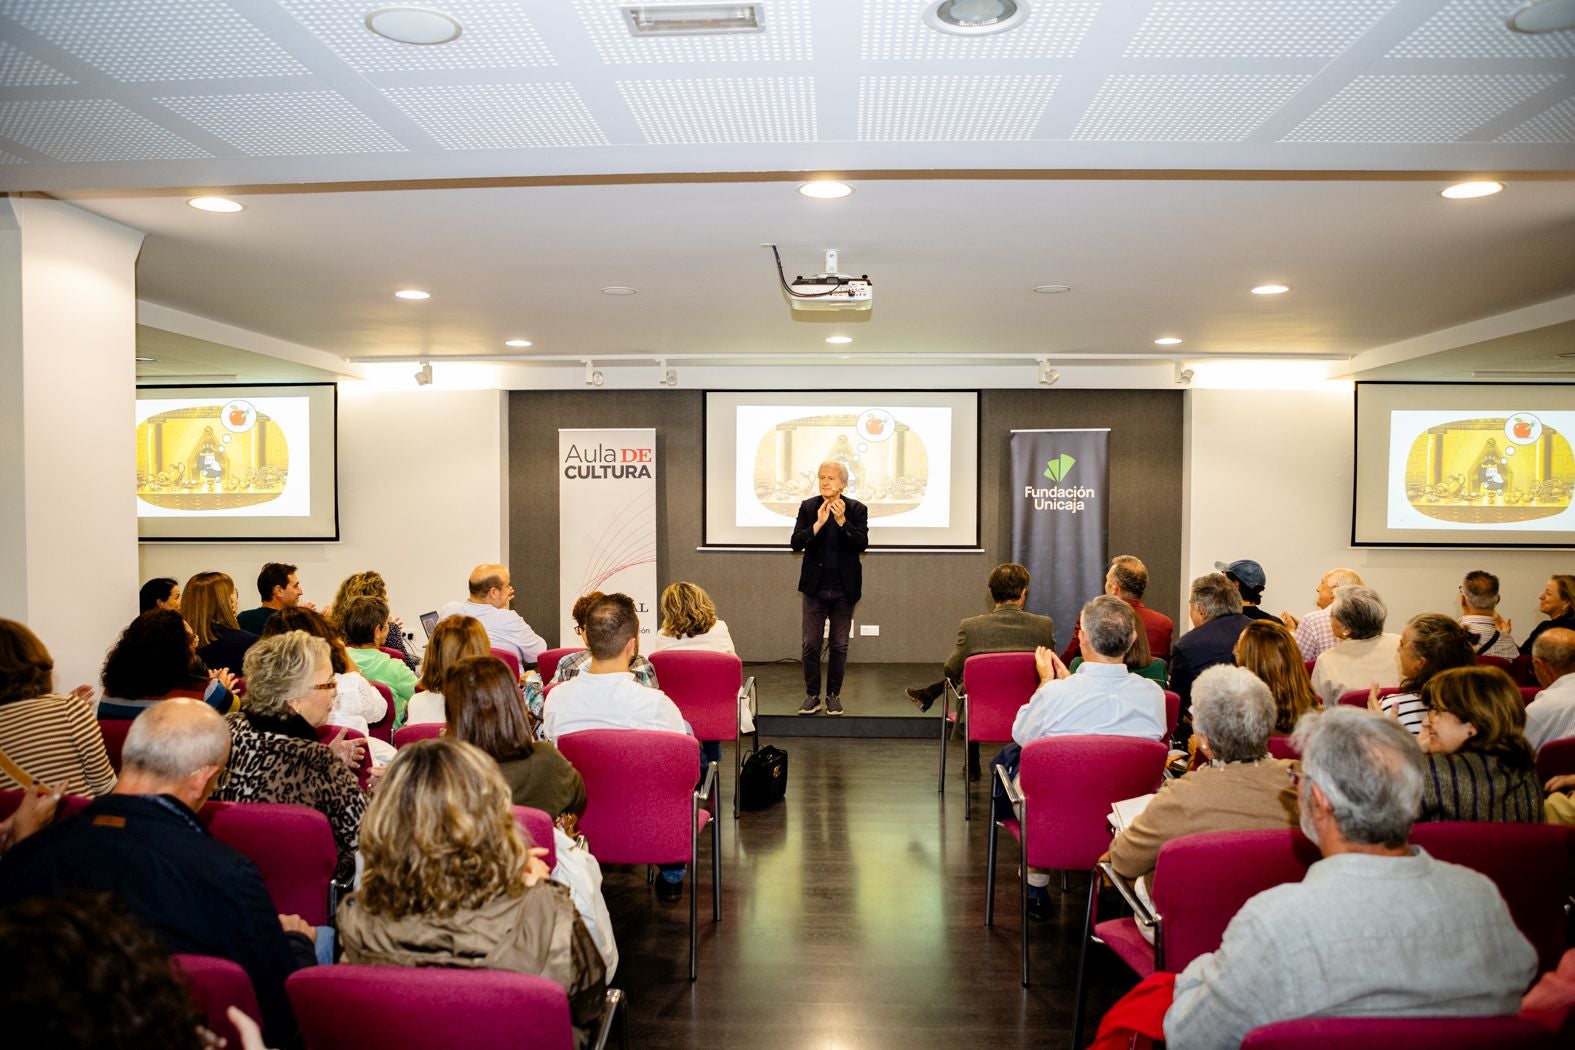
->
xmin=1032 ymin=284 xmax=1072 ymax=294
xmin=394 ymin=289 xmax=431 ymax=300
xmin=365 ymin=5 xmax=463 ymax=45
xmin=187 ymin=196 xmax=243 ymax=213
xmin=1507 ymin=0 xmax=1575 ymax=33
xmin=1154 ymin=337 xmax=1183 ymax=346
xmin=1441 ymin=180 xmax=1503 ymax=199
xmin=504 ymin=339 xmax=532 ymax=348
xmin=825 ymin=336 xmax=853 ymax=345
xmin=924 ymin=0 xmax=1029 ymax=35
xmin=601 ymin=286 xmax=638 ymax=296
xmin=1251 ymin=284 xmax=1290 ymax=295
xmin=798 ymin=181 xmax=854 ymax=200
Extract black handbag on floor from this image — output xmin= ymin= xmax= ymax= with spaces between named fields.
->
xmin=737 ymin=744 xmax=788 ymax=811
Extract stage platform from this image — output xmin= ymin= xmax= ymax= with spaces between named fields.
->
xmin=746 ymin=661 xmax=947 ymax=739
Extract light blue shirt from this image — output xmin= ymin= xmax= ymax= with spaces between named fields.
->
xmin=1010 ymin=661 xmax=1166 ymax=745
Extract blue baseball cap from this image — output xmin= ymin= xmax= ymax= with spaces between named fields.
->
xmin=1215 ymin=559 xmax=1266 ymax=592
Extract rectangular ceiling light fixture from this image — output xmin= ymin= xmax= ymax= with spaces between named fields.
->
xmin=621 ymin=4 xmax=765 ymax=35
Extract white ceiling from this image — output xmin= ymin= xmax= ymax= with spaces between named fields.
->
xmin=2 ymin=0 xmax=1573 ymax=383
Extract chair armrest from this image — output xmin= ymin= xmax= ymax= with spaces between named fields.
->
xmin=695 ymin=759 xmax=719 ymax=806
xmin=738 ymin=676 xmax=757 ymax=727
xmin=943 ymin=677 xmax=961 ymax=720
xmin=592 ymin=988 xmax=626 ymax=1050
xmin=993 ymin=764 xmax=1021 ymax=813
xmin=1096 ymin=859 xmax=1158 ymax=929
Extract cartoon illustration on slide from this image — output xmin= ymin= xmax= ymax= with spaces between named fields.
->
xmin=136 ymin=401 xmax=290 ymax=510
xmin=752 ymin=409 xmax=929 ymax=518
xmin=1404 ymin=413 xmax=1572 ymax=523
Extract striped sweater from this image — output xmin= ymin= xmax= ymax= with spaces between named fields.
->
xmin=0 ymin=695 xmax=117 ymax=798
xmin=1420 ymin=749 xmax=1541 ymax=824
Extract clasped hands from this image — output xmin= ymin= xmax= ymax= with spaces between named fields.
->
xmin=815 ymin=496 xmax=847 ymax=530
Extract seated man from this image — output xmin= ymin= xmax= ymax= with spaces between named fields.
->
xmin=341 ymin=595 xmax=418 ymax=724
xmin=1168 ymin=573 xmax=1252 ymax=744
xmin=236 ymin=562 xmax=308 ymax=635
xmin=906 ymin=562 xmax=1054 ymax=713
xmin=1280 ymin=567 xmax=1363 ymax=664
xmin=1216 ymin=558 xmax=1281 ymax=624
xmin=1526 ymin=627 xmax=1575 ymax=749
xmin=1059 ymin=554 xmax=1173 ymax=665
xmin=0 ymin=699 xmax=316 ymax=1046
xmin=1164 ymin=707 xmax=1537 ymax=1050
xmin=437 ymin=563 xmax=547 ymax=665
xmin=1458 ymin=570 xmax=1522 ymax=660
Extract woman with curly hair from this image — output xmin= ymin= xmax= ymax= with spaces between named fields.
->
xmin=1234 ymin=619 xmax=1319 ymax=734
xmin=0 ymin=620 xmax=115 ymax=798
xmin=98 ymin=610 xmax=237 ymax=720
xmin=407 ymin=614 xmax=491 ymax=726
xmin=181 ymin=571 xmax=256 ymax=674
xmin=329 ymin=570 xmax=417 ymax=668
xmin=1414 ymin=665 xmax=1541 ymax=823
xmin=338 ymin=738 xmax=606 ymax=1046
xmin=1375 ymin=613 xmax=1478 ymax=734
xmin=650 ymin=581 xmax=735 ymax=654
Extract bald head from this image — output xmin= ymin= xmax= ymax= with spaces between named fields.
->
xmin=467 ymin=563 xmax=513 ymax=607
xmin=1533 ymin=628 xmax=1575 ymax=684
xmin=119 ymin=698 xmax=230 ymax=791
xmin=1317 ymin=568 xmax=1364 ymax=609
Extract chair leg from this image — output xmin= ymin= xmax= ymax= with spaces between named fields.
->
xmin=711 ymin=796 xmax=722 ymax=923
xmin=964 ymin=733 xmax=974 ymax=822
xmin=1019 ymin=825 xmax=1030 ymax=987
xmin=937 ymin=694 xmax=948 ymax=794
xmin=984 ymin=799 xmax=998 ymax=926
xmin=689 ymin=817 xmax=699 ymax=982
xmin=1069 ymin=871 xmax=1098 ymax=1048
xmin=733 ymin=730 xmax=742 ymax=819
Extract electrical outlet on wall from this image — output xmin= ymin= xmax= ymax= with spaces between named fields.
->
xmin=859 ymin=624 xmax=879 ymax=636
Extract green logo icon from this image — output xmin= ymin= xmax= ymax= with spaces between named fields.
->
xmin=1043 ymin=454 xmax=1076 ymax=482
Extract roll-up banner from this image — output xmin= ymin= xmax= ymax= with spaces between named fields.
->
xmin=558 ymin=429 xmax=658 ymax=647
xmin=1010 ymin=429 xmax=1110 ymax=647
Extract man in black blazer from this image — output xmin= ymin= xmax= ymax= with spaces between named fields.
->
xmin=791 ymin=460 xmax=869 ymax=716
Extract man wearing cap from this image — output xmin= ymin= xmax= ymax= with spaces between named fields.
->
xmin=1216 ymin=558 xmax=1282 ymax=625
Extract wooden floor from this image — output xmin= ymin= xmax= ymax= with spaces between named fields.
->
xmin=600 ymin=737 xmax=1138 ymax=1049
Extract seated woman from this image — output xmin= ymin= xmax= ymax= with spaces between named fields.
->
xmin=650 ymin=582 xmax=736 ymax=655
xmin=0 ymin=620 xmax=115 ymax=798
xmin=182 ymin=571 xmax=257 ymax=675
xmin=337 ymin=738 xmax=606 ymax=1045
xmin=1414 ymin=665 xmax=1541 ymax=823
xmin=1234 ymin=620 xmax=1319 ymax=735
xmin=330 ymin=570 xmax=418 ymax=670
xmin=1071 ymin=604 xmax=1165 ymax=684
xmin=213 ymin=630 xmax=367 ymax=881
xmin=1310 ymin=585 xmax=1400 ymax=707
xmin=137 ymin=577 xmax=181 ymax=614
xmin=259 ymin=607 xmax=394 ymax=767
xmin=406 ymin=615 xmax=491 ymax=726
xmin=551 ymin=590 xmax=658 ymax=690
xmin=446 ymin=656 xmax=585 ymax=822
xmin=340 ymin=596 xmax=418 ymax=727
xmin=98 ymin=611 xmax=237 ymax=720
xmin=1376 ymin=613 xmax=1477 ymax=734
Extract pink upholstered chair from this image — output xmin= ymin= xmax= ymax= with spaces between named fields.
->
xmin=197 ymin=801 xmax=338 ymax=925
xmin=0 ymin=789 xmax=91 ymax=823
xmin=554 ymin=729 xmax=719 ymax=981
xmin=1240 ymin=1014 xmax=1564 ymax=1049
xmin=287 ymin=964 xmax=626 ymax=1050
xmin=647 ymin=649 xmax=756 ymax=817
xmin=1522 ymin=686 xmax=1541 ymax=705
xmin=490 ymin=647 xmax=522 ymax=678
xmin=986 ymin=733 xmax=1168 ymax=1042
xmin=1477 ymin=654 xmax=1515 ymax=673
xmin=536 ymin=646 xmax=583 ymax=683
xmin=1536 ymin=736 xmax=1575 ymax=785
xmin=172 ymin=953 xmax=262 ymax=1050
xmin=514 ymin=804 xmax=557 ymax=870
xmin=948 ymin=652 xmax=1038 ymax=819
xmin=392 ymin=721 xmax=444 ymax=748
xmin=1266 ymin=736 xmax=1301 ymax=760
xmin=1337 ymin=686 xmax=1402 ymax=708
xmin=365 ymin=681 xmax=394 ymax=743
xmin=378 ymin=644 xmax=407 ymax=664
xmin=315 ymin=724 xmax=372 ymax=791
xmin=98 ymin=718 xmax=134 ymax=773
xmin=1162 ymin=689 xmax=1181 ymax=741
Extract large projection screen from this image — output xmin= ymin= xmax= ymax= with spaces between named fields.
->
xmin=1354 ymin=382 xmax=1575 ymax=548
xmin=704 ymin=390 xmax=980 ymax=548
xmin=136 ymin=382 xmax=338 ymax=542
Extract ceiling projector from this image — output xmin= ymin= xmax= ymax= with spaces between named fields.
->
xmin=767 ymin=245 xmax=874 ymax=312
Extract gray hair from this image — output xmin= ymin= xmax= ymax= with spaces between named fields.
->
xmin=1189 ymin=572 xmax=1243 ymax=621
xmin=1460 ymin=570 xmax=1500 ymax=612
xmin=818 ymin=461 xmax=848 ymax=484
xmin=241 ymin=630 xmax=329 ymax=718
xmin=1293 ymin=706 xmax=1423 ymax=848
xmin=1081 ymin=595 xmax=1137 ymax=659
xmin=1108 ymin=555 xmax=1148 ymax=599
xmin=122 ymin=698 xmax=230 ymax=781
xmin=1330 ymin=585 xmax=1386 ymax=640
xmin=1192 ymin=665 xmax=1275 ymax=763
xmin=1533 ymin=627 xmax=1575 ymax=672
xmin=1325 ymin=568 xmax=1364 ymax=589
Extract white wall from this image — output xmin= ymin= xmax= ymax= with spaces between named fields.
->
xmin=139 ymin=386 xmax=507 ymax=656
xmin=1183 ymin=386 xmax=1564 ymax=641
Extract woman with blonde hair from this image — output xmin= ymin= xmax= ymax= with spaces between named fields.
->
xmin=1234 ymin=620 xmax=1319 ymax=734
xmin=651 ymin=581 xmax=735 ymax=655
xmin=182 ymin=571 xmax=256 ymax=674
xmin=329 ymin=570 xmax=416 ymax=668
xmin=406 ymin=615 xmax=491 ymax=726
xmin=338 ymin=738 xmax=606 ymax=1044
xmin=1518 ymin=574 xmax=1575 ymax=657
xmin=1413 ymin=665 xmax=1540 ymax=823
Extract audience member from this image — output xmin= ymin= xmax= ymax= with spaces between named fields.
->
xmin=0 ymin=620 xmax=114 ymax=797
xmin=1233 ymin=619 xmax=1319 ymax=735
xmin=137 ymin=577 xmax=181 ymax=614
xmin=1376 ymin=613 xmax=1477 ymax=733
xmin=1458 ymin=570 xmax=1521 ymax=659
xmin=337 ymin=738 xmax=607 ymax=1044
xmin=651 ymin=581 xmax=736 ymax=655
xmin=330 ymin=570 xmax=418 ymax=669
xmin=1279 ymin=567 xmax=1363 ymax=663
xmin=1310 ymin=585 xmax=1400 ymax=707
xmin=0 ymin=783 xmax=60 ymax=858
xmin=1518 ymin=574 xmax=1575 ymax=656
xmin=1215 ymin=558 xmax=1281 ymax=624
xmin=1071 ymin=603 xmax=1167 ymax=683
xmin=1168 ymin=573 xmax=1252 ymax=742
xmin=182 ymin=571 xmax=257 ymax=675
xmin=236 ymin=562 xmax=308 ymax=634
xmin=214 ymin=631 xmax=367 ymax=881
xmin=407 ymin=614 xmax=491 ymax=726
xmin=98 ymin=610 xmax=236 ymax=719
xmin=1163 ymin=706 xmax=1537 ymax=1050
xmin=0 ymin=699 xmax=316 ymax=1045
xmin=436 ymin=563 xmax=547 ymax=666
xmin=906 ymin=562 xmax=1054 ymax=714
xmin=1527 ymin=627 xmax=1575 ymax=749
xmin=552 ymin=590 xmax=659 ymax=691
xmin=340 ymin=595 xmax=419 ymax=725
xmin=1107 ymin=665 xmax=1298 ymax=884
xmin=445 ymin=655 xmax=585 ymax=821
xmin=1413 ymin=666 xmax=1541 ymax=824
xmin=1058 ymin=555 xmax=1173 ymax=664
xmin=259 ymin=607 xmax=394 ymax=766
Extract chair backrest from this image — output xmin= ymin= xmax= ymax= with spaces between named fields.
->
xmin=98 ymin=718 xmax=134 ymax=773
xmin=315 ymin=723 xmax=372 ymax=791
xmin=491 ymin=647 xmax=522 ymax=678
xmin=536 ymin=647 xmax=582 ymax=683
xmin=1520 ymin=686 xmax=1540 ymax=706
xmin=1477 ymin=654 xmax=1514 ymax=672
xmin=514 ymin=805 xmax=557 ymax=870
xmin=1240 ymin=1014 xmax=1561 ymax=1049
xmin=554 ymin=729 xmax=701 ymax=866
xmin=393 ymin=721 xmax=445 ymax=748
xmin=1303 ymin=658 xmax=1316 ymax=678
xmin=1018 ymin=735 xmax=1168 ymax=870
xmin=172 ymin=953 xmax=262 ymax=1050
xmin=287 ymin=964 xmax=574 ymax=1050
xmin=366 ymin=681 xmax=394 ymax=743
xmin=1536 ymin=736 xmax=1575 ymax=784
xmin=1409 ymin=821 xmax=1575 ymax=972
xmin=378 ymin=645 xmax=406 ymax=663
xmin=962 ymin=652 xmax=1039 ymax=744
xmin=1162 ymin=690 xmax=1180 ymax=739
xmin=1337 ymin=687 xmax=1402 ymax=708
xmin=1152 ymin=828 xmax=1321 ymax=972
xmin=197 ymin=800 xmax=337 ymax=925
xmin=0 ymin=790 xmax=94 ymax=824
xmin=647 ymin=650 xmax=743 ymax=741
xmin=1266 ymin=736 xmax=1301 ymax=761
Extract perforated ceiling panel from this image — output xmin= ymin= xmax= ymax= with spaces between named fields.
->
xmin=0 ymin=0 xmax=308 ymax=82
xmin=1284 ymin=74 xmax=1564 ymax=142
xmin=1072 ymin=74 xmax=1308 ymax=140
xmin=859 ymin=74 xmax=1059 ymax=141
xmin=1497 ymin=97 xmax=1575 ymax=143
xmin=0 ymin=147 xmax=25 ymax=164
xmin=619 ymin=77 xmax=815 ymax=144
xmin=575 ymin=0 xmax=811 ymax=65
xmin=861 ymin=0 xmax=1097 ymax=60
xmin=276 ymin=0 xmax=556 ymax=72
xmin=154 ymin=92 xmax=406 ymax=155
xmin=0 ymin=40 xmax=73 ymax=87
xmin=1126 ymin=0 xmax=1393 ymax=58
xmin=383 ymin=83 xmax=607 ymax=149
xmin=1390 ymin=0 xmax=1575 ymax=58
xmin=0 ymin=98 xmax=209 ymax=160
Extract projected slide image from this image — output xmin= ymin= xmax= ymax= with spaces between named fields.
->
xmin=136 ymin=397 xmax=308 ymax=518
xmin=1390 ymin=410 xmax=1575 ymax=530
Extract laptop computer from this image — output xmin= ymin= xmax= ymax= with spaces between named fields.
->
xmin=419 ymin=610 xmax=440 ymax=640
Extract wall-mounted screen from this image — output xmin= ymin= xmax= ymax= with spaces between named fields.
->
xmin=136 ymin=382 xmax=338 ymax=542
xmin=704 ymin=390 xmax=979 ymax=548
xmin=1354 ymin=382 xmax=1575 ymax=548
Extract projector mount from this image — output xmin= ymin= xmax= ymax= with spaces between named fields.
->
xmin=763 ymin=244 xmax=874 ymax=312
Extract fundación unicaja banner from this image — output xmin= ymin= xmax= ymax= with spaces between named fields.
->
xmin=1010 ymin=429 xmax=1110 ymax=643
xmin=558 ymin=429 xmax=658 ymax=647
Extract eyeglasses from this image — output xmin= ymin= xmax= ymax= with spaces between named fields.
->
xmin=208 ymin=766 xmax=232 ymax=790
xmin=310 ymin=676 xmax=336 ymax=691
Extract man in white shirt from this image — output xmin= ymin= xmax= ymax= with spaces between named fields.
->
xmin=436 ymin=563 xmax=547 ymax=665
xmin=1458 ymin=570 xmax=1522 ymax=660
xmin=1526 ymin=627 xmax=1575 ymax=749
xmin=1280 ymin=567 xmax=1363 ymax=664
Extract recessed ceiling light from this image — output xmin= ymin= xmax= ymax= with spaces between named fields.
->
xmin=504 ymin=339 xmax=532 ymax=348
xmin=1508 ymin=0 xmax=1575 ymax=33
xmin=621 ymin=3 xmax=763 ymax=35
xmin=924 ymin=0 xmax=1029 ymax=35
xmin=1441 ymin=181 xmax=1503 ymax=199
xmin=1251 ymin=284 xmax=1290 ymax=295
xmin=134 ymin=356 xmax=156 ymax=362
xmin=365 ymin=5 xmax=463 ymax=45
xmin=1032 ymin=284 xmax=1072 ymax=294
xmin=394 ymin=289 xmax=430 ymax=300
xmin=798 ymin=181 xmax=853 ymax=200
xmin=187 ymin=196 xmax=243 ymax=213
xmin=825 ymin=336 xmax=853 ymax=345
xmin=601 ymin=286 xmax=638 ymax=296
xmin=1154 ymin=337 xmax=1183 ymax=346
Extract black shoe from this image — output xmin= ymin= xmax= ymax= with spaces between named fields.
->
xmin=824 ymin=694 xmax=844 ymax=716
xmin=798 ymin=695 xmax=822 ymax=716
xmin=1026 ymin=892 xmax=1051 ymax=923
xmin=905 ymin=687 xmax=935 ymax=713
xmin=656 ymin=876 xmax=684 ymax=902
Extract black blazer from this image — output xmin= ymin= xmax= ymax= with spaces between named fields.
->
xmin=791 ymin=495 xmax=869 ymax=606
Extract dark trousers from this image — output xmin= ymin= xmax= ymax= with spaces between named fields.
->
xmin=801 ymin=590 xmax=854 ymax=698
